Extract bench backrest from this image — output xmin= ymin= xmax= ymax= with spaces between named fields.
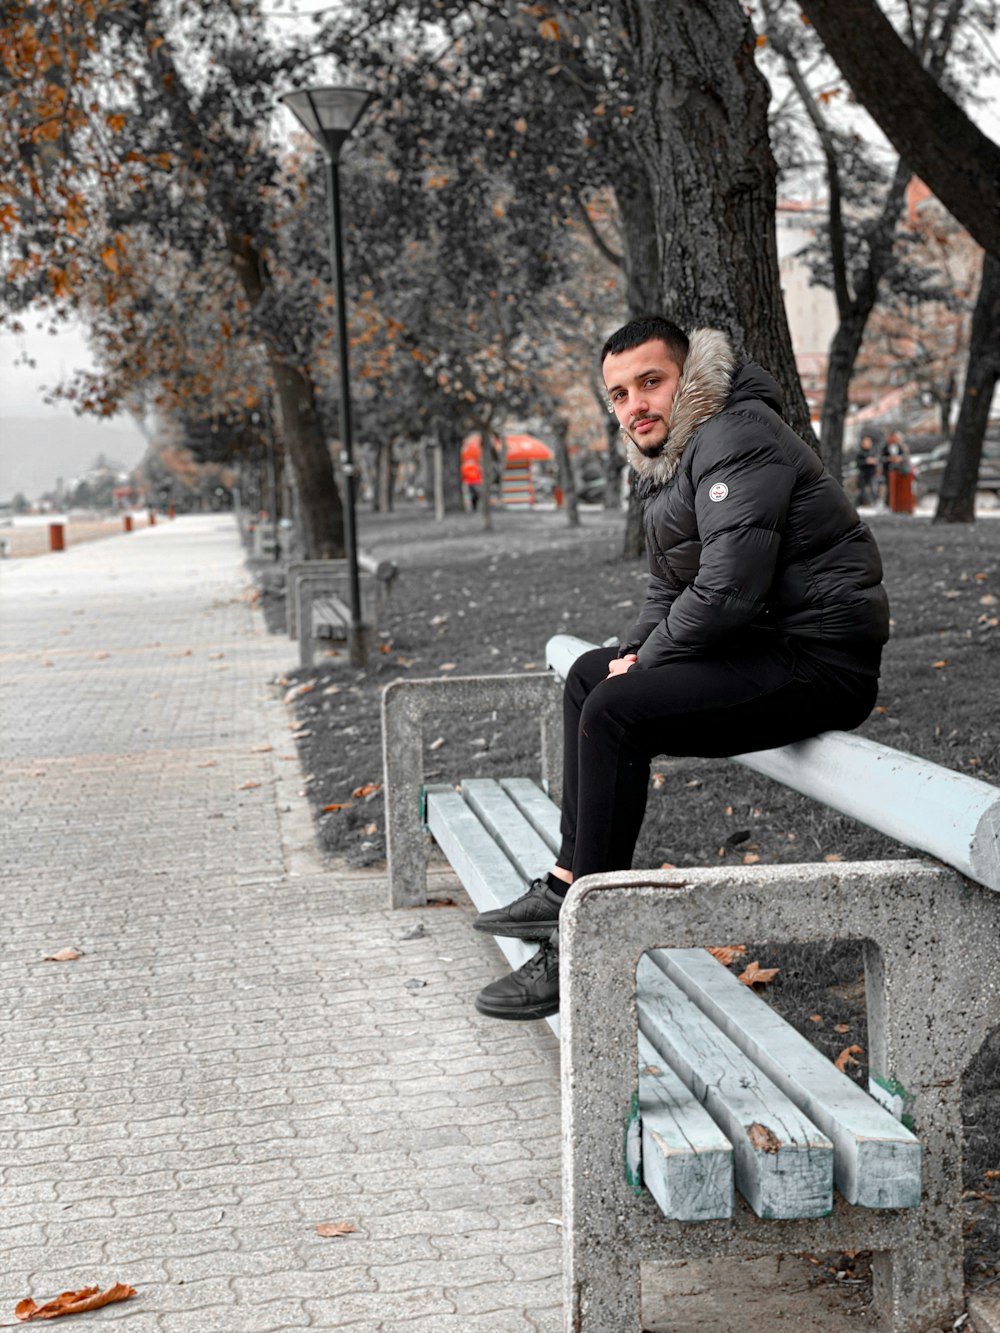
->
xmin=545 ymin=633 xmax=1000 ymax=894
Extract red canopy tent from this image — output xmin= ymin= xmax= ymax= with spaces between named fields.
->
xmin=461 ymin=433 xmax=554 ymax=463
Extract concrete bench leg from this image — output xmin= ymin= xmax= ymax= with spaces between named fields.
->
xmin=382 ymin=674 xmax=563 ymax=908
xmin=560 ymin=861 xmax=1000 ymax=1333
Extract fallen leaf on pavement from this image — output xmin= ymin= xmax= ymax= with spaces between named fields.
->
xmin=809 ymin=1014 xmax=823 ymax=1023
xmin=438 ymin=663 xmax=457 ymax=672
xmin=315 ymin=1222 xmax=357 ymax=1238
xmin=352 ymin=782 xmax=382 ymax=799
xmin=834 ymin=1023 xmax=850 ymax=1033
xmin=835 ymin=1044 xmax=864 ymax=1072
xmin=738 ymin=960 xmax=779 ymax=989
xmin=651 ymin=772 xmax=666 ymax=789
xmin=322 ymin=803 xmax=353 ymax=812
xmin=15 ymin=1282 xmax=136 ymax=1321
xmin=197 ymin=760 xmax=217 ymax=769
xmin=824 ymin=853 xmax=844 ymax=863
xmin=932 ymin=660 xmax=948 ymax=669
xmin=706 ymin=945 xmax=747 ymax=967
xmin=251 ymin=744 xmax=272 ymax=753
xmin=741 ymin=852 xmax=761 ymax=864
xmin=239 ymin=781 xmax=261 ymax=790
xmin=43 ymin=948 xmax=83 ymax=963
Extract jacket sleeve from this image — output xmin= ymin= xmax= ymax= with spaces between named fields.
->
xmin=619 ymin=572 xmax=681 ymax=656
xmin=634 ymin=440 xmax=797 ymax=669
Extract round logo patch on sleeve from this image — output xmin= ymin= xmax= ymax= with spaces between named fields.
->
xmin=708 ymin=482 xmax=729 ymax=502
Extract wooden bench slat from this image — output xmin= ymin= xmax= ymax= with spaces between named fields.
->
xmin=636 ymin=1031 xmax=734 ymax=1221
xmin=424 ymin=785 xmax=558 ymax=1036
xmin=636 ymin=954 xmax=834 ymax=1219
xmin=460 ymin=779 xmax=555 ymax=883
xmin=650 ymin=947 xmax=922 ymax=1209
xmin=499 ymin=777 xmax=562 ymax=853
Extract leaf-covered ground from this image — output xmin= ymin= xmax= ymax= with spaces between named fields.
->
xmin=251 ymin=502 xmax=999 ymax=1288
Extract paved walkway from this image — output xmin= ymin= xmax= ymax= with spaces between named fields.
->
xmin=0 ymin=515 xmax=563 ymax=1333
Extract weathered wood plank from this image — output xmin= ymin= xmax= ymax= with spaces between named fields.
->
xmin=649 ymin=947 xmax=922 ymax=1208
xmin=636 ymin=954 xmax=833 ymax=1219
xmin=636 ymin=1031 xmax=734 ymax=1221
xmin=499 ymin=777 xmax=561 ymax=853
xmin=461 ymin=779 xmax=554 ymax=883
xmin=425 ymin=785 xmax=558 ymax=1036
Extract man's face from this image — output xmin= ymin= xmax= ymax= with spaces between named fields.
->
xmin=603 ymin=338 xmax=685 ymax=458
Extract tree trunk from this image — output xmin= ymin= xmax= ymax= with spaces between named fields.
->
xmin=270 ymin=356 xmax=346 ymax=559
xmin=614 ymin=162 xmax=662 ymax=318
xmin=376 ymin=440 xmax=394 ymax=513
xmin=228 ymin=231 xmax=346 ymax=557
xmin=622 ymin=474 xmax=644 ymax=559
xmin=935 ymin=252 xmax=1000 ymax=524
xmin=799 ymin=0 xmax=1000 ymax=258
xmin=437 ymin=419 xmax=465 ymax=515
xmin=614 ymin=0 xmax=814 ymax=444
xmin=551 ymin=417 xmax=581 ymax=528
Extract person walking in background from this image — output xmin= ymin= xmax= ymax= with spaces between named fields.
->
xmin=472 ymin=316 xmax=890 ymax=1021
xmin=854 ymin=434 xmax=880 ymax=506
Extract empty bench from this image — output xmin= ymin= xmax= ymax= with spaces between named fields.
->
xmin=287 ymin=555 xmax=398 ymax=668
xmin=381 ymin=636 xmax=1000 ymax=1333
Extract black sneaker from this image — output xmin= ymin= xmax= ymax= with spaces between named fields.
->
xmin=474 ymin=937 xmax=560 ymax=1021
xmin=472 ymin=878 xmax=564 ymax=940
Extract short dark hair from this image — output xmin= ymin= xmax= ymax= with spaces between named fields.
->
xmin=600 ymin=316 xmax=689 ymax=367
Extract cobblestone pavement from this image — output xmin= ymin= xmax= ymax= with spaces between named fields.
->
xmin=0 ymin=516 xmax=562 ymax=1333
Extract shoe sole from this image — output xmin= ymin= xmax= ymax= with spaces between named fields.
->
xmin=474 ymin=995 xmax=560 ymax=1021
xmin=471 ymin=917 xmax=559 ymax=941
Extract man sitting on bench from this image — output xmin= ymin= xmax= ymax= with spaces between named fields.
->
xmin=472 ymin=316 xmax=890 ymax=1021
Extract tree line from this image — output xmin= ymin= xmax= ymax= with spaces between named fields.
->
xmin=1 ymin=0 xmax=998 ymax=555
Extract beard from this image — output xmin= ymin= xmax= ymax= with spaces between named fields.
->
xmin=627 ymin=415 xmax=668 ymax=457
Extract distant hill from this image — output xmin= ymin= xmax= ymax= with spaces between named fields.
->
xmin=0 ymin=414 xmax=149 ymax=500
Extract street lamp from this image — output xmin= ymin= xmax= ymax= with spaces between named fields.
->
xmin=279 ymin=84 xmax=375 ymax=666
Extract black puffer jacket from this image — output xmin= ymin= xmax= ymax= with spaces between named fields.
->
xmin=621 ymin=329 xmax=889 ymax=673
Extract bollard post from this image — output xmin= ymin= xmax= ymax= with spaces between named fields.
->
xmin=49 ymin=522 xmax=65 ymax=552
xmin=123 ymin=515 xmax=133 ymax=533
xmin=168 ymin=506 xmax=176 ymax=520
xmin=148 ymin=510 xmax=156 ymax=526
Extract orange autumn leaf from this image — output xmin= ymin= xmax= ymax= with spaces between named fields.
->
xmin=44 ymin=947 xmax=82 ymax=963
xmin=315 ymin=1221 xmax=357 ymax=1238
xmin=16 ymin=1283 xmax=136 ymax=1321
xmin=706 ymin=945 xmax=747 ymax=967
xmin=835 ymin=1044 xmax=864 ymax=1073
xmin=352 ymin=782 xmax=382 ymax=799
xmin=100 ymin=246 xmax=119 ymax=274
xmin=738 ymin=960 xmax=779 ymax=989
xmin=322 ymin=802 xmax=353 ymax=812
xmin=932 ymin=660 xmax=948 ymax=669
xmin=239 ymin=780 xmax=261 ymax=790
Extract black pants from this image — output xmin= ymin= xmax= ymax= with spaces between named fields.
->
xmin=557 ymin=634 xmax=878 ymax=879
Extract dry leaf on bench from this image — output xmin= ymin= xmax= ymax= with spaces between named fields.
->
xmin=706 ymin=945 xmax=747 ymax=967
xmin=43 ymin=948 xmax=82 ymax=963
xmin=835 ymin=1044 xmax=864 ymax=1073
xmin=747 ymin=1122 xmax=781 ymax=1154
xmin=738 ymin=960 xmax=779 ymax=989
xmin=15 ymin=1282 xmax=136 ymax=1321
xmin=315 ymin=1222 xmax=357 ymax=1238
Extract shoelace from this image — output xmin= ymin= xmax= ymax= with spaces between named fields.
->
xmin=521 ymin=942 xmax=558 ymax=978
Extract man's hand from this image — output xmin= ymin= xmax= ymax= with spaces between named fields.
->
xmin=607 ymin=653 xmax=637 ymax=677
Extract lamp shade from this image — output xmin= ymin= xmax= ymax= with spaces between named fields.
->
xmin=279 ymin=86 xmax=374 ymax=157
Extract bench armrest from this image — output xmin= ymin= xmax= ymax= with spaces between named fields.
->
xmin=382 ymin=673 xmax=562 ymax=907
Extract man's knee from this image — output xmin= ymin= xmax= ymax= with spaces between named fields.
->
xmin=566 ymin=646 xmax=618 ymax=696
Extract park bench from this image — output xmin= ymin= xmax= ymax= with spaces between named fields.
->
xmin=381 ymin=632 xmax=1000 ymax=1332
xmin=287 ymin=555 xmax=398 ymax=668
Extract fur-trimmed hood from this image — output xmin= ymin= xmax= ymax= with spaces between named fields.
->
xmin=625 ymin=327 xmax=739 ymax=486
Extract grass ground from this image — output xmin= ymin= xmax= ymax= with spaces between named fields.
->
xmin=251 ymin=500 xmax=999 ymax=1290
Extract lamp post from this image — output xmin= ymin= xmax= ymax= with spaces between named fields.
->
xmin=279 ymin=85 xmax=374 ymax=667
